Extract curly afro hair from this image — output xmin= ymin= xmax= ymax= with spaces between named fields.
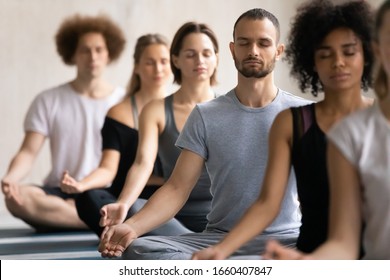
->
xmin=285 ymin=0 xmax=374 ymax=96
xmin=55 ymin=14 xmax=126 ymax=65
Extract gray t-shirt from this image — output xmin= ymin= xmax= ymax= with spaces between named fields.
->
xmin=176 ymin=89 xmax=310 ymax=235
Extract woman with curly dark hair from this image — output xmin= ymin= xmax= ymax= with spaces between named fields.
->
xmin=265 ymin=0 xmax=390 ymax=260
xmin=1 ymin=14 xmax=126 ymax=232
xmin=192 ymin=0 xmax=375 ymax=259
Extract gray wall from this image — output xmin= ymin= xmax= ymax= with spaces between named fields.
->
xmin=0 ymin=0 xmax=382 ymax=227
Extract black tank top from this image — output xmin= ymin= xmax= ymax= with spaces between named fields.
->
xmin=291 ymin=104 xmax=329 ymax=253
xmin=101 ymin=95 xmax=162 ymax=198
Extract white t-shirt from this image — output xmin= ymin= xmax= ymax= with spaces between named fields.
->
xmin=328 ymin=102 xmax=390 ymax=259
xmin=24 ymin=82 xmax=125 ymax=186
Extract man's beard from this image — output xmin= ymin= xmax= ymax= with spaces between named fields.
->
xmin=234 ymin=55 xmax=276 ymax=78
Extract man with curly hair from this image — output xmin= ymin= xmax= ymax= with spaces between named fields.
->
xmin=1 ymin=14 xmax=126 ymax=232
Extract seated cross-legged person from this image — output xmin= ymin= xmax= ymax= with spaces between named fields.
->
xmin=1 ymin=14 xmax=126 ymax=232
xmin=193 ymin=0 xmax=374 ymax=260
xmin=97 ymin=21 xmax=221 ymax=237
xmin=98 ymin=8 xmax=311 ymax=260
xmin=263 ymin=0 xmax=390 ymax=260
xmin=60 ymin=34 xmax=173 ymax=237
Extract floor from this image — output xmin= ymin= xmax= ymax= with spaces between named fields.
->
xmin=0 ymin=206 xmax=103 ymax=260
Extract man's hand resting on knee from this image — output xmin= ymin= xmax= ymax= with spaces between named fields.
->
xmin=98 ymin=223 xmax=137 ymax=258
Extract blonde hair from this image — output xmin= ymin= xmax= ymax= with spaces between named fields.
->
xmin=373 ymin=0 xmax=390 ymax=100
xmin=126 ymin=34 xmax=169 ymax=97
xmin=373 ymin=65 xmax=388 ymax=100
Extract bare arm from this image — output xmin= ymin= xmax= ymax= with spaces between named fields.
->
xmin=99 ymin=101 xmax=166 ymax=227
xmin=192 ymin=110 xmax=294 ymax=259
xmin=2 ymin=131 xmax=45 ymax=183
xmin=79 ymin=149 xmax=120 ymax=189
xmin=146 ymin=175 xmax=165 ymax=186
xmin=116 ymin=100 xmax=163 ymax=208
xmin=263 ymin=141 xmax=363 ymax=260
xmin=99 ymin=149 xmax=204 ymax=256
xmin=309 ymin=141 xmax=362 ymax=259
xmin=61 ymin=149 xmax=120 ymax=193
xmin=124 ymin=149 xmax=204 ymax=236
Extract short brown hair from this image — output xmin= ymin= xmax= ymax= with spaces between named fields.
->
xmin=55 ymin=14 xmax=126 ymax=65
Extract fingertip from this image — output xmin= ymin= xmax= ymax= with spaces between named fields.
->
xmin=114 ymin=251 xmax=122 ymax=257
xmin=99 ymin=218 xmax=107 ymax=227
xmin=101 ymin=249 xmax=108 ymax=258
xmin=265 ymin=239 xmax=277 ymax=251
xmin=100 ymin=226 xmax=108 ymax=239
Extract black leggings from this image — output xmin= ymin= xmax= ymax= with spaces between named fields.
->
xmin=75 ymin=184 xmax=162 ymax=237
xmin=76 ymin=188 xmax=197 ymax=238
xmin=75 ymin=189 xmax=119 ymax=237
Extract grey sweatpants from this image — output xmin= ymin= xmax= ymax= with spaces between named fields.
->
xmin=123 ymin=230 xmax=298 ymax=260
xmin=130 ymin=199 xmax=194 ymax=236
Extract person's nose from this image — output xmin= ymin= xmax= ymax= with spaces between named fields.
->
xmin=332 ymin=52 xmax=345 ymax=68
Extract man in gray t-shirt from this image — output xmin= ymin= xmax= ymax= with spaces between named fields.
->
xmin=99 ymin=8 xmax=310 ymax=259
xmin=177 ymin=89 xmax=305 ymax=235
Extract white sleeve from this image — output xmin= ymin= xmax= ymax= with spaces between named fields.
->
xmin=23 ymin=92 xmax=50 ymax=136
xmin=327 ymin=115 xmax=360 ymax=167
